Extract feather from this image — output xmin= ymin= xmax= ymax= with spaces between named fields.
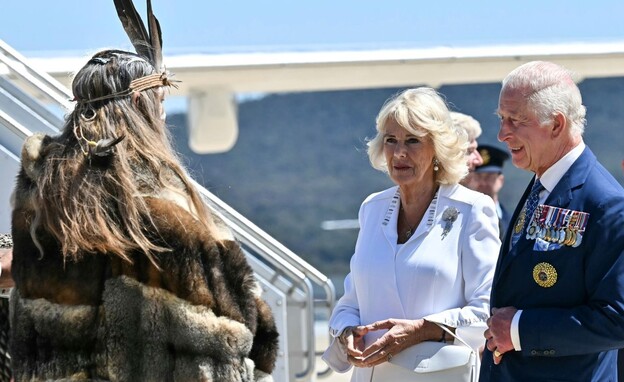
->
xmin=146 ymin=0 xmax=163 ymax=71
xmin=113 ymin=0 xmax=161 ymax=68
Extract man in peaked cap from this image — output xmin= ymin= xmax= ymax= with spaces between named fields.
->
xmin=470 ymin=144 xmax=512 ymax=239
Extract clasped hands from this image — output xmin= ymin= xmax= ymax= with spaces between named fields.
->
xmin=339 ymin=318 xmax=425 ymax=368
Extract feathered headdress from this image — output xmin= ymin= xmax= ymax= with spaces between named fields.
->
xmin=114 ymin=0 xmax=164 ymax=72
xmin=74 ymin=0 xmax=178 ymax=105
xmin=73 ymin=0 xmax=179 ymax=158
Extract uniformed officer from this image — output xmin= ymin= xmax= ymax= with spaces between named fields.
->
xmin=469 ymin=144 xmax=511 ymax=239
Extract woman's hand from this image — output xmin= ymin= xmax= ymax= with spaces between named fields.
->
xmin=349 ymin=318 xmax=436 ymax=368
xmin=338 ymin=326 xmax=366 ymax=363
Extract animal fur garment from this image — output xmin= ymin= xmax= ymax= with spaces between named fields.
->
xmin=10 ymin=134 xmax=279 ymax=381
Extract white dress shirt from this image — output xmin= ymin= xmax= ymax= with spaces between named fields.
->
xmin=322 ymin=184 xmax=501 ymax=381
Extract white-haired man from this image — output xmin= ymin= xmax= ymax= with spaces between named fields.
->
xmin=481 ymin=61 xmax=624 ymax=381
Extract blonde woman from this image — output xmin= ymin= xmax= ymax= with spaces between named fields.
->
xmin=323 ymin=87 xmax=500 ymax=381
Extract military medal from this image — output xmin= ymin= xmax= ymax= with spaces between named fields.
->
xmin=564 ymin=228 xmax=573 ymax=245
xmin=527 ymin=223 xmax=538 ymax=239
xmin=567 ymin=231 xmax=576 ymax=247
xmin=527 ymin=205 xmax=547 ymax=241
xmin=537 ymin=225 xmax=547 ymax=240
xmin=544 ymin=227 xmax=553 ymax=242
xmin=572 ymin=231 xmax=583 ymax=248
xmin=533 ymin=262 xmax=557 ymax=288
xmin=556 ymin=209 xmax=569 ymax=244
xmin=514 ymin=209 xmax=526 ymax=234
xmin=526 ymin=205 xmax=543 ymax=240
xmin=557 ymin=228 xmax=566 ymax=244
xmin=543 ymin=206 xmax=555 ymax=242
xmin=574 ymin=212 xmax=588 ymax=247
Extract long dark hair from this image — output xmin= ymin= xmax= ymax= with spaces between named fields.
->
xmin=30 ymin=50 xmax=223 ymax=266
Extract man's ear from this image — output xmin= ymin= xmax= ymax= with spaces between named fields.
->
xmin=551 ymin=112 xmax=567 ymax=138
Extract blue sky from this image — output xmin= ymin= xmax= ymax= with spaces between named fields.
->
xmin=1 ymin=0 xmax=623 ymax=57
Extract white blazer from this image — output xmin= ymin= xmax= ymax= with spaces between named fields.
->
xmin=322 ymin=184 xmax=500 ymax=381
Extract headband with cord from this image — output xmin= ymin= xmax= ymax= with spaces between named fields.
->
xmin=73 ymin=0 xmax=179 ymax=158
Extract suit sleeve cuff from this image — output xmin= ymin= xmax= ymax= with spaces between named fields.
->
xmin=511 ymin=309 xmax=522 ymax=350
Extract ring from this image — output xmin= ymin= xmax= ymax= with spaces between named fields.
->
xmin=494 ymin=350 xmax=502 ymax=358
xmin=387 ymin=353 xmax=393 ymax=362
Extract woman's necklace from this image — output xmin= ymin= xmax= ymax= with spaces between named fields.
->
xmin=400 ymin=205 xmax=417 ymax=240
xmin=398 ymin=186 xmax=438 ymax=242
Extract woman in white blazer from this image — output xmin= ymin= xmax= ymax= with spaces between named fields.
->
xmin=322 ymin=87 xmax=501 ymax=381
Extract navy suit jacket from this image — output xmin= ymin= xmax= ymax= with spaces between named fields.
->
xmin=480 ymin=147 xmax=624 ymax=382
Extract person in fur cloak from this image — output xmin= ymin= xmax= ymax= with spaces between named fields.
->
xmin=8 ymin=1 xmax=278 ymax=381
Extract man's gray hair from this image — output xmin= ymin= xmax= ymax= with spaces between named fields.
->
xmin=502 ymin=61 xmax=586 ymax=136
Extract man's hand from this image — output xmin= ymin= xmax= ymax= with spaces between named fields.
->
xmin=484 ymin=307 xmax=517 ymax=365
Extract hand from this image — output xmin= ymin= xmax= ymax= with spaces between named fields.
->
xmin=349 ymin=318 xmax=428 ymax=368
xmin=338 ymin=326 xmax=366 ymax=363
xmin=484 ymin=307 xmax=517 ymax=364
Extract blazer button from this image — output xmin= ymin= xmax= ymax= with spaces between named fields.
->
xmin=530 ymin=350 xmax=537 ymax=355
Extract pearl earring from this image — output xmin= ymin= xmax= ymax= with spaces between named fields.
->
xmin=433 ymin=158 xmax=439 ymax=172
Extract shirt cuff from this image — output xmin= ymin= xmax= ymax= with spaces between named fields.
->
xmin=510 ymin=309 xmax=522 ymax=350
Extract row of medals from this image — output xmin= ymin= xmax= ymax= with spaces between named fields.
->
xmin=515 ymin=205 xmax=587 ymax=248
xmin=515 ymin=205 xmax=589 ymax=288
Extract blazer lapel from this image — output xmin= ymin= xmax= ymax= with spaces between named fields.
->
xmin=493 ymin=180 xmax=533 ymax=285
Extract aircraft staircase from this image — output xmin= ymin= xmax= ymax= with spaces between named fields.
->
xmin=0 ymin=39 xmax=337 ymax=382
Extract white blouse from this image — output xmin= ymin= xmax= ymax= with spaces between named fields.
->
xmin=322 ymin=184 xmax=500 ymax=381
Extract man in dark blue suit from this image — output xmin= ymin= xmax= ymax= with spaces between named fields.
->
xmin=469 ymin=144 xmax=512 ymax=240
xmin=480 ymin=61 xmax=624 ymax=381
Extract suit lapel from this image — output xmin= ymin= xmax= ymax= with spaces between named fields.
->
xmin=493 ymin=180 xmax=533 ymax=285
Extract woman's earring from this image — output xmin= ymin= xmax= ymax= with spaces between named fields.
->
xmin=433 ymin=158 xmax=440 ymax=172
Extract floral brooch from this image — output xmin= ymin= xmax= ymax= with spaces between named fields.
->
xmin=441 ymin=207 xmax=459 ymax=240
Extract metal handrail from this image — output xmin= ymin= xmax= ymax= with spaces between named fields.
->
xmin=0 ymin=39 xmax=73 ymax=109
xmin=0 ymin=109 xmax=34 ymax=140
xmin=197 ymin=184 xmax=336 ymax=379
xmin=200 ymin=186 xmax=336 ymax=306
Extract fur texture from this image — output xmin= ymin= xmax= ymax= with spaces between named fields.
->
xmin=10 ymin=135 xmax=279 ymax=381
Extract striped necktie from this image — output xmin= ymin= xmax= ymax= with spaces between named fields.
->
xmin=511 ymin=179 xmax=544 ymax=247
